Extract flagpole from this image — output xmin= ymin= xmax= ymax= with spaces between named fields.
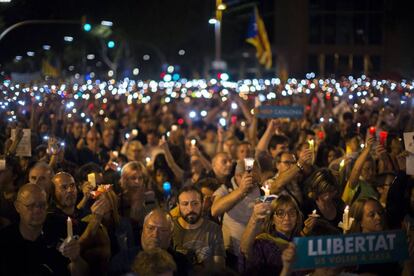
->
xmin=215 ymin=0 xmax=223 ymax=62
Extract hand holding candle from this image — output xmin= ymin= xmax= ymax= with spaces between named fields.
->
xmin=310 ymin=209 xmax=320 ymax=218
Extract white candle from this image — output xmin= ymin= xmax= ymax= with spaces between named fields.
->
xmin=312 ymin=209 xmax=317 ymax=216
xmin=132 ymin=129 xmax=138 ymax=136
xmin=67 ymin=217 xmax=73 ymax=240
xmin=145 ymin=157 xmax=151 ymax=165
xmin=191 ymin=139 xmax=196 ymax=146
xmin=343 ymin=205 xmax=349 ymax=230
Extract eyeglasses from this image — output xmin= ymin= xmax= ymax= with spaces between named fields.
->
xmin=275 ymin=209 xmax=297 ymax=219
xmin=19 ymin=201 xmax=48 ymax=211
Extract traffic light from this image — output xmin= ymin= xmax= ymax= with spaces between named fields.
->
xmin=83 ymin=23 xmax=92 ymax=32
xmin=107 ymin=40 xmax=115 ymax=48
xmin=81 ymin=16 xmax=92 ymax=32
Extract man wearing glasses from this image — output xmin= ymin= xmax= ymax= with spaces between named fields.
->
xmin=0 ymin=184 xmax=88 ymax=275
xmin=266 ymin=150 xmax=312 ymax=206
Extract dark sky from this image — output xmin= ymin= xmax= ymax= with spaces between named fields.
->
xmin=0 ymin=0 xmax=262 ymax=76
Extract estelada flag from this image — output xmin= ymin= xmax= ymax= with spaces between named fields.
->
xmin=246 ymin=7 xmax=272 ymax=69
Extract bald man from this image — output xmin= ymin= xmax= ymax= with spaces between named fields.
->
xmin=28 ymin=161 xmax=54 ymax=196
xmin=110 ymin=208 xmax=189 ymax=276
xmin=0 ymin=184 xmax=88 ymax=275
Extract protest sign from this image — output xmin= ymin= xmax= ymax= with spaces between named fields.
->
xmin=292 ymin=230 xmax=409 ymax=270
xmin=11 ymin=129 xmax=32 ymax=157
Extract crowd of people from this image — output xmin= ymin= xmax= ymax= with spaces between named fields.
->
xmin=0 ymin=75 xmax=413 ymax=275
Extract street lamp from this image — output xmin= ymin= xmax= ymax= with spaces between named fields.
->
xmin=208 ymin=18 xmax=217 ymax=25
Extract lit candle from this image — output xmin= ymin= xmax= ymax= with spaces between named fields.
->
xmin=357 ymin=122 xmax=361 ymax=134
xmin=308 ymin=139 xmax=314 ymax=152
xmin=67 ymin=217 xmax=73 ymax=240
xmin=379 ymin=131 xmax=388 ymax=146
xmin=191 ymin=139 xmax=196 ymax=147
xmin=171 ymin=125 xmax=178 ymax=131
xmin=369 ymin=126 xmax=376 ymax=136
xmin=87 ymin=173 xmax=96 ymax=188
xmin=132 ymin=129 xmax=138 ymax=136
xmin=261 ymin=184 xmax=270 ymax=197
xmin=308 ymin=139 xmax=315 ymax=163
xmin=244 ymin=158 xmax=255 ymax=172
xmin=343 ymin=205 xmax=349 ymax=230
xmin=339 ymin=159 xmax=345 ymax=170
xmin=112 ymin=150 xmax=119 ymax=158
xmin=311 ymin=209 xmax=320 ymax=217
xmin=145 ymin=157 xmax=151 ymax=165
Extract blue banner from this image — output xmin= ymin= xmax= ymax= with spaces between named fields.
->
xmin=292 ymin=230 xmax=409 ymax=270
xmin=257 ymin=106 xmax=304 ymax=119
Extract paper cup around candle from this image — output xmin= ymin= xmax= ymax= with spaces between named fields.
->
xmin=88 ymin=173 xmax=96 ymax=188
xmin=244 ymin=158 xmax=255 ymax=172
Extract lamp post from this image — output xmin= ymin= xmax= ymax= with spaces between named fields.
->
xmin=214 ymin=0 xmax=226 ymax=62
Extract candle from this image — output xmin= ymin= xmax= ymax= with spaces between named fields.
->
xmin=317 ymin=131 xmax=325 ymax=140
xmin=145 ymin=157 xmax=151 ymax=165
xmin=369 ymin=126 xmax=376 ymax=136
xmin=67 ymin=217 xmax=73 ymax=240
xmin=112 ymin=150 xmax=119 ymax=158
xmin=357 ymin=122 xmax=361 ymax=134
xmin=343 ymin=205 xmax=349 ymax=230
xmin=261 ymin=184 xmax=270 ymax=197
xmin=308 ymin=139 xmax=314 ymax=152
xmin=88 ymin=173 xmax=96 ymax=188
xmin=379 ymin=131 xmax=388 ymax=146
xmin=171 ymin=125 xmax=178 ymax=131
xmin=191 ymin=139 xmax=196 ymax=146
xmin=132 ymin=129 xmax=138 ymax=136
xmin=308 ymin=139 xmax=315 ymax=163
xmin=244 ymin=158 xmax=255 ymax=172
xmin=311 ymin=209 xmax=320 ymax=217
xmin=339 ymin=159 xmax=345 ymax=170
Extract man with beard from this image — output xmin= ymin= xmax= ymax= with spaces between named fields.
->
xmin=109 ymin=209 xmax=189 ymax=276
xmin=172 ymin=186 xmax=225 ymax=269
xmin=0 ymin=184 xmax=88 ymax=275
xmin=49 ymin=172 xmax=87 ymax=236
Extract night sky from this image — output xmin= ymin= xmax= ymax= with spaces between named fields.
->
xmin=0 ymin=0 xmax=264 ymax=77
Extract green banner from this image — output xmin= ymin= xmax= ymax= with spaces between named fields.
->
xmin=292 ymin=230 xmax=409 ymax=270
